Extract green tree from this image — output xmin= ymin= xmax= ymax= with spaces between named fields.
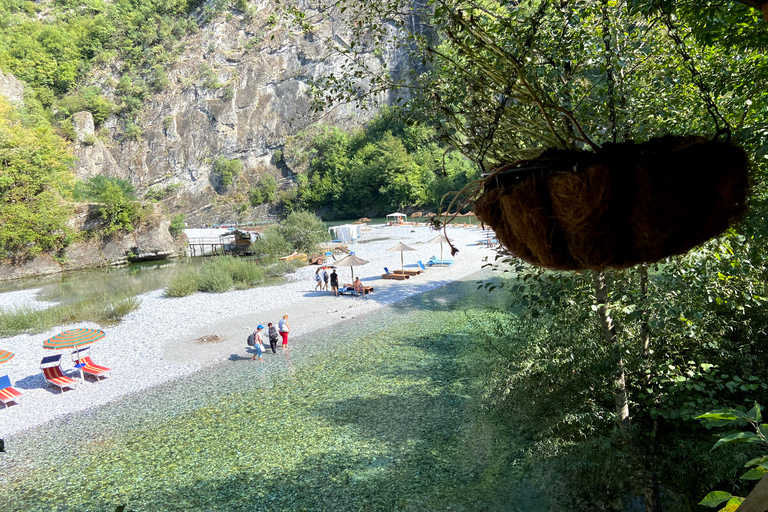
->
xmin=249 ymin=226 xmax=292 ymax=260
xmin=278 ymin=210 xmax=328 ymax=254
xmin=249 ymin=174 xmax=277 ymax=206
xmin=0 ymin=96 xmax=74 ymax=258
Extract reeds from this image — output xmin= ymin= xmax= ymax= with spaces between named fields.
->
xmin=166 ymin=256 xmax=268 ymax=296
xmin=164 ymin=269 xmax=200 ymax=297
xmin=0 ymin=293 xmax=141 ymax=337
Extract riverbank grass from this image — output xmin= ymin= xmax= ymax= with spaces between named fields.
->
xmin=165 ymin=256 xmax=298 ymax=297
xmin=0 ymin=293 xmax=141 ymax=337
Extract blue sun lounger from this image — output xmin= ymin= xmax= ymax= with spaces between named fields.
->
xmin=427 ymin=256 xmax=454 ymax=267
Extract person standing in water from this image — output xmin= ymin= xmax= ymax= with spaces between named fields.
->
xmin=267 ymin=323 xmax=279 ymax=353
xmin=251 ymin=325 xmax=265 ymax=361
xmin=278 ymin=314 xmax=290 ymax=349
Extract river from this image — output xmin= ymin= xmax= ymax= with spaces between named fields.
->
xmin=0 ymin=272 xmax=544 ymax=512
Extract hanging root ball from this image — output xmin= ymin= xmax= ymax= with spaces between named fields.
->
xmin=474 ymin=136 xmax=749 ymax=271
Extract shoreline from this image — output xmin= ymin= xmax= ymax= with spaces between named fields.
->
xmin=0 ymin=224 xmax=496 ymax=438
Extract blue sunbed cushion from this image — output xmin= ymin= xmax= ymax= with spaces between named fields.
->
xmin=0 ymin=375 xmax=10 ymax=388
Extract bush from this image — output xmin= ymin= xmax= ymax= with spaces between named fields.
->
xmin=169 ymin=214 xmax=186 ymax=238
xmin=123 ymin=121 xmax=143 ymax=141
xmin=165 ymin=269 xmax=200 ymax=297
xmin=249 ymin=227 xmax=292 ymax=260
xmin=249 ymin=175 xmax=278 ymax=206
xmin=58 ymin=86 xmax=113 ymax=126
xmin=278 ymin=210 xmax=329 ymax=254
xmin=213 ymin=156 xmax=241 ymax=188
xmin=100 ymin=296 xmax=140 ymax=323
xmin=198 ymin=264 xmax=234 ymax=293
xmin=73 ymin=177 xmax=139 ymax=235
xmin=228 ymin=259 xmax=265 ymax=286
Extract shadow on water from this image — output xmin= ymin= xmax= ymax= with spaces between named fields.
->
xmin=0 ymin=273 xmax=546 ymax=512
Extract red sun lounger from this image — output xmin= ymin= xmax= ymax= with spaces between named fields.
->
xmin=0 ymin=375 xmax=22 ymax=407
xmin=80 ymin=356 xmax=111 ymax=380
xmin=72 ymin=347 xmax=111 ymax=380
xmin=40 ymin=354 xmax=78 ymax=392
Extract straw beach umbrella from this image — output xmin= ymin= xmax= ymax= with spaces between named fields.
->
xmin=428 ymin=234 xmax=450 ymax=260
xmin=387 ymin=242 xmax=417 ymax=272
xmin=333 ymin=253 xmax=369 ymax=281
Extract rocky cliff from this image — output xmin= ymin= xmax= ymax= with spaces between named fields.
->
xmin=0 ymin=204 xmax=186 ymax=281
xmin=72 ymin=1 xmax=410 ymax=227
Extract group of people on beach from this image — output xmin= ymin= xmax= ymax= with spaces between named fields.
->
xmin=315 ymin=267 xmax=367 ymax=297
xmin=315 ymin=267 xmax=336 ymax=292
xmin=249 ymin=314 xmax=289 ymax=361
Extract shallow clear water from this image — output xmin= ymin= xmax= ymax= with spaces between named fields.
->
xmin=0 ymin=275 xmax=540 ymax=512
xmin=0 ymin=258 xmax=284 ymax=304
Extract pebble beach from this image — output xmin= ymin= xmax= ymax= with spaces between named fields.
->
xmin=0 ymin=223 xmax=496 ymax=438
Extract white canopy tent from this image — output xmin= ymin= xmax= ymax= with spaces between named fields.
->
xmin=329 ymin=224 xmax=361 ymax=243
xmin=386 ymin=213 xmax=407 ymax=225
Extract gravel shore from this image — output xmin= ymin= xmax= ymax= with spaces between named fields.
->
xmin=0 ymin=223 xmax=496 ymax=438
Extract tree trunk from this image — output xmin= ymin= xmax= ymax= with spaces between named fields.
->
xmin=593 ymin=270 xmax=663 ymax=512
xmin=593 ymin=271 xmax=630 ymax=432
xmin=640 ymin=264 xmax=650 ymax=358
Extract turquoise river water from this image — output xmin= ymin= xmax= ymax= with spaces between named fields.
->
xmin=0 ymin=273 xmax=544 ymax=512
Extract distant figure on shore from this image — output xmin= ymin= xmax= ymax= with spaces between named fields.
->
xmin=267 ymin=323 xmax=279 ymax=353
xmin=279 ymin=314 xmax=290 ymax=348
xmin=251 ymin=325 xmax=265 ymax=361
xmin=323 ymin=268 xmax=329 ymax=291
xmin=353 ymin=277 xmax=366 ymax=297
xmin=315 ymin=268 xmax=322 ymax=291
xmin=330 ymin=269 xmax=339 ymax=296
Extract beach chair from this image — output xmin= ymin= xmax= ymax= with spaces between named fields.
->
xmin=382 ymin=267 xmax=409 ymax=280
xmin=427 ymin=256 xmax=455 ymax=267
xmin=40 ymin=354 xmax=78 ymax=392
xmin=394 ymin=269 xmax=421 ymax=276
xmin=0 ymin=375 xmax=22 ymax=407
xmin=418 ymin=261 xmax=429 ymax=271
xmin=72 ymin=347 xmax=112 ymax=381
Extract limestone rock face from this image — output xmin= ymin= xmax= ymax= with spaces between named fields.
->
xmin=72 ymin=111 xmax=95 ymax=142
xmin=75 ymin=5 xmax=415 ymax=226
xmin=0 ymin=204 xmax=187 ymax=280
xmin=0 ymin=69 xmax=23 ymax=105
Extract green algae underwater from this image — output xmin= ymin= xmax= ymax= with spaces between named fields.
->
xmin=1 ymin=275 xmax=541 ymax=511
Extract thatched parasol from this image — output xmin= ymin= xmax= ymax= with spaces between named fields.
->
xmin=333 ymin=253 xmax=369 ymax=280
xmin=386 ymin=242 xmax=417 ymax=272
xmin=359 ymin=217 xmax=371 ymax=223
xmin=428 ymin=234 xmax=450 ymax=260
xmin=411 ymin=212 xmax=423 ymax=218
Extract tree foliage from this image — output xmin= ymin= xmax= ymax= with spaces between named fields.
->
xmin=212 ymin=156 xmax=241 ymax=190
xmin=281 ymin=0 xmax=768 ymax=508
xmin=277 ymin=210 xmax=328 ymax=254
xmin=289 ymin=109 xmax=478 ymax=217
xmin=73 ymin=175 xmax=140 ymax=234
xmin=285 ymin=0 xmax=768 ymax=170
xmin=0 ymin=96 xmax=74 ymax=258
